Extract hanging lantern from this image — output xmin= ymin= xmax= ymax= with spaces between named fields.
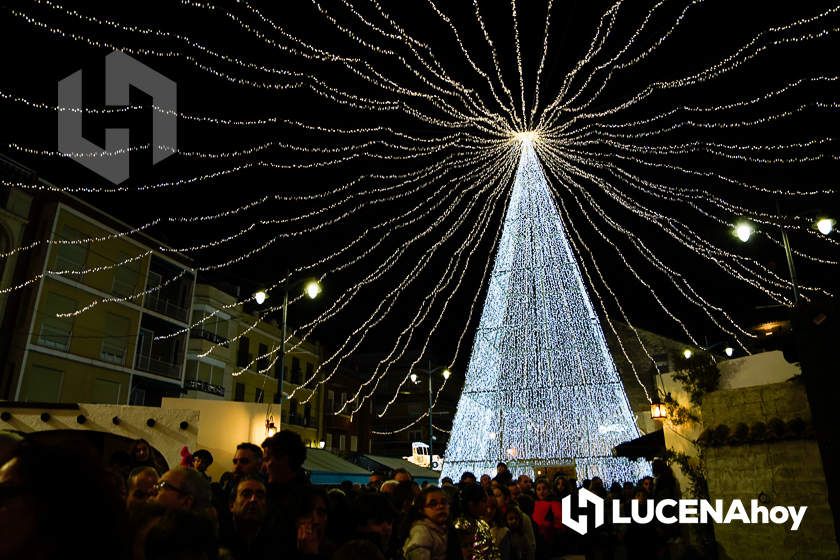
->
xmin=650 ymin=400 xmax=668 ymax=420
xmin=265 ymin=415 xmax=277 ymax=437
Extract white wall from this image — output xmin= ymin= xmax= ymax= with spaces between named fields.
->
xmin=655 ymin=350 xmax=802 ymax=498
xmin=161 ymin=397 xmax=282 ymax=481
xmin=0 ymin=403 xmax=199 ymax=469
xmin=716 ymin=350 xmax=800 ymax=389
xmin=656 ymin=350 xmax=799 ymax=406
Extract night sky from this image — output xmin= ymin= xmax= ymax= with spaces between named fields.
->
xmin=2 ymin=0 xmax=839 ymax=386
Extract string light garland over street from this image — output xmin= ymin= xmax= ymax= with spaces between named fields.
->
xmin=1 ymin=1 xmax=838 ymax=442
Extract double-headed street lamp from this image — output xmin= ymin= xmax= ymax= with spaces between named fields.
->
xmin=734 ymin=214 xmax=839 ymax=540
xmin=253 ymin=275 xmax=322 ymax=399
xmin=732 ymin=211 xmax=834 ymax=307
xmin=682 ymin=342 xmax=734 ymax=361
xmin=410 ymin=361 xmax=452 ymax=469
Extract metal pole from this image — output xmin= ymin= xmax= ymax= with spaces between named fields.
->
xmin=280 ymin=282 xmax=288 ymax=383
xmin=428 ymin=359 xmax=434 ymax=469
xmin=776 ymin=199 xmax=800 ymax=306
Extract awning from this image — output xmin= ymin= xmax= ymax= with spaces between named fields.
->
xmin=613 ymin=429 xmax=665 ymax=461
xmin=304 ymin=448 xmax=371 ymax=485
xmin=362 ymin=454 xmax=441 ymax=484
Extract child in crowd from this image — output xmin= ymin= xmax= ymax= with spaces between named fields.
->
xmin=403 ymin=487 xmax=451 ymax=560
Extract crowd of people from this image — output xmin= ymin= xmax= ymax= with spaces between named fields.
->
xmin=0 ymin=429 xmax=684 ymax=560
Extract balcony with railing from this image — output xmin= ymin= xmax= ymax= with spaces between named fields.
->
xmin=100 ymin=339 xmax=127 ymax=366
xmin=54 ymin=254 xmax=86 ymax=275
xmin=135 ymin=353 xmax=182 ymax=380
xmin=285 ymin=414 xmax=318 ymax=429
xmin=38 ymin=324 xmax=72 ymax=352
xmin=189 ymin=327 xmax=230 ymax=347
xmin=184 ymin=379 xmax=225 ymax=397
xmin=144 ymin=294 xmax=190 ymax=323
xmin=143 ymin=255 xmax=194 ymax=324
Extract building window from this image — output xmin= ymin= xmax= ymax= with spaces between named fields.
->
xmin=289 ymin=398 xmax=299 ymax=424
xmin=339 ymin=434 xmax=346 ymax=451
xmin=25 ymin=365 xmax=63 ymax=402
xmin=306 ymin=362 xmax=314 ymax=381
xmin=257 ymin=343 xmax=269 ymax=373
xmin=0 ymin=228 xmax=8 ymax=286
xmin=53 ymin=225 xmax=87 ymax=272
xmin=326 ymin=433 xmax=333 ymax=450
xmin=255 ymin=388 xmax=264 ymax=403
xmin=91 ymin=378 xmax=121 ymax=404
xmin=291 ymin=357 xmax=301 ymax=384
xmin=350 ymin=435 xmax=358 ymax=452
xmin=190 ymin=310 xmax=230 ymax=346
xmin=136 ymin=328 xmax=153 ymax=364
xmin=237 ymin=337 xmax=251 ymax=369
xmin=100 ymin=313 xmax=130 ymax=365
xmin=234 ymin=382 xmax=245 ymax=402
xmin=653 ymin=353 xmax=670 ymax=371
xmin=38 ymin=292 xmax=76 ymax=351
xmin=185 ymin=360 xmax=198 ymax=381
xmin=326 ymin=390 xmax=334 ymax=414
xmin=303 ymin=402 xmax=312 ymax=426
xmin=210 ymin=365 xmax=224 ymax=386
xmin=408 ymin=429 xmax=422 ymax=442
xmin=112 ymin=252 xmax=141 ymax=297
xmin=129 ymin=387 xmax=147 ymax=406
xmin=184 ymin=361 xmax=225 ymax=397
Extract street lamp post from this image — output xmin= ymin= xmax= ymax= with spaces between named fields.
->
xmin=733 ymin=207 xmax=834 ymax=307
xmin=410 ymin=361 xmax=452 ymax=469
xmin=279 ymin=283 xmax=289 ymax=386
xmin=427 ymin=368 xmax=433 ymax=463
xmin=732 ymin=212 xmax=840 ymax=542
xmin=776 ymin=200 xmax=800 ymax=307
xmin=254 ymin=274 xmax=321 ymax=401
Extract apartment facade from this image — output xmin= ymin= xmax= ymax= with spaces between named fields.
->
xmin=185 ymin=282 xmax=325 ymax=447
xmin=321 ymin=366 xmax=372 ymax=455
xmin=0 ymin=169 xmax=195 ymax=406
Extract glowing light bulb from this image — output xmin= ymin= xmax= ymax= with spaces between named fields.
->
xmin=733 ymin=222 xmax=754 ymax=242
xmin=683 ymin=348 xmax=693 ymax=359
xmin=513 ymin=130 xmax=539 ymax=145
xmin=442 ymin=368 xmax=452 ymax=380
xmin=304 ymin=280 xmax=322 ymax=299
xmin=254 ymin=290 xmax=268 ymax=305
xmin=724 ymin=347 xmax=734 ymax=357
xmin=816 ymin=218 xmax=835 ymax=235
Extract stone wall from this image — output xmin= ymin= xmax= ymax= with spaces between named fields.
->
xmin=701 ymin=382 xmax=839 ymax=560
xmin=604 ymin=322 xmax=688 ymax=433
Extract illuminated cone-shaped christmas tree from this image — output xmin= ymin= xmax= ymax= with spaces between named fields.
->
xmin=443 ymin=141 xmax=649 ymax=484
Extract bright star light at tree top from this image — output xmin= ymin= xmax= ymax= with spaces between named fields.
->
xmin=1 ymin=0 xmax=839 ymax=433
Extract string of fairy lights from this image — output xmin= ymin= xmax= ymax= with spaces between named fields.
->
xmin=2 ymin=0 xmax=838 ymax=470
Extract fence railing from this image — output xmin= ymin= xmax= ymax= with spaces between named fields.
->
xmin=189 ymin=328 xmax=230 ymax=348
xmin=143 ymin=294 xmax=189 ymax=322
xmin=184 ymin=379 xmax=225 ymax=397
xmin=135 ymin=353 xmax=182 ymax=379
